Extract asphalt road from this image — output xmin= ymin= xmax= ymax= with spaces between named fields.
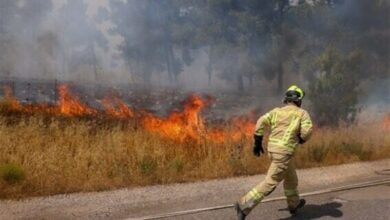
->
xmin=171 ymin=184 xmax=390 ymax=220
xmin=1 ymin=159 xmax=389 ymax=220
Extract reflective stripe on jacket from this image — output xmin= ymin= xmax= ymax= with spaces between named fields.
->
xmin=255 ymin=104 xmax=313 ymax=154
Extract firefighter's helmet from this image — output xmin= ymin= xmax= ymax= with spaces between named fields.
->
xmin=284 ymin=85 xmax=305 ymax=104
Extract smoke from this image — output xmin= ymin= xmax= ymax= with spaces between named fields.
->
xmin=0 ymin=0 xmax=388 ymax=121
xmin=357 ymin=77 xmax=390 ymax=123
xmin=0 ymin=0 xmax=117 ymax=83
xmin=0 ymin=0 xmax=302 ymax=91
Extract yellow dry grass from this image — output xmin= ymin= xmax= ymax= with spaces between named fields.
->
xmin=0 ymin=112 xmax=389 ymax=199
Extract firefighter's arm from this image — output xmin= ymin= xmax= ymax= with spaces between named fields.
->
xmin=253 ymin=111 xmax=273 ymax=157
xmin=254 ymin=111 xmax=272 ymax=136
xmin=299 ymin=110 xmax=313 ymax=144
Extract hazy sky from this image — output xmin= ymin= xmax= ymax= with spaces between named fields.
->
xmin=53 ymin=0 xmax=110 ymax=17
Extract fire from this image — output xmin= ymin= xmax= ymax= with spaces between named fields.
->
xmin=208 ymin=113 xmax=256 ymax=143
xmin=58 ymin=85 xmax=97 ymax=116
xmin=101 ymin=96 xmax=134 ymax=119
xmin=1 ymin=85 xmax=257 ymax=143
xmin=229 ymin=113 xmax=257 ymax=139
xmin=383 ymin=113 xmax=390 ymax=129
xmin=142 ymin=95 xmax=207 ymax=142
xmin=2 ymin=86 xmax=21 ymax=110
xmin=141 ymin=95 xmax=256 ymax=142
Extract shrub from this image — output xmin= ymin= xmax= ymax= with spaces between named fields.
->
xmin=310 ymin=145 xmax=329 ymax=163
xmin=338 ymin=142 xmax=372 ymax=161
xmin=309 ymin=47 xmax=362 ymax=126
xmin=0 ymin=163 xmax=25 ymax=184
xmin=139 ymin=157 xmax=157 ymax=175
xmin=169 ymin=159 xmax=184 ymax=173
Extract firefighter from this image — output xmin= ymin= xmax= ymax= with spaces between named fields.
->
xmin=235 ymin=85 xmax=313 ymax=219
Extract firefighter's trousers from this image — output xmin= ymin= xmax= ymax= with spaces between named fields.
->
xmin=239 ymin=152 xmax=299 ymax=215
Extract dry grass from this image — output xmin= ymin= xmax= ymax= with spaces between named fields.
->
xmin=0 ymin=111 xmax=389 ymax=199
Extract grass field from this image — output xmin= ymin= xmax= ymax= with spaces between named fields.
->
xmin=0 ymin=100 xmax=389 ymax=199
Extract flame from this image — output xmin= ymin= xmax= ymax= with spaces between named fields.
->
xmin=383 ymin=113 xmax=390 ymax=129
xmin=142 ymin=95 xmax=207 ymax=142
xmin=229 ymin=113 xmax=257 ymax=139
xmin=207 ymin=112 xmax=256 ymax=143
xmin=58 ymin=85 xmax=97 ymax=116
xmin=2 ymin=86 xmax=21 ymax=110
xmin=0 ymin=85 xmax=257 ymax=143
xmin=101 ymin=96 xmax=134 ymax=119
xmin=141 ymin=95 xmax=256 ymax=143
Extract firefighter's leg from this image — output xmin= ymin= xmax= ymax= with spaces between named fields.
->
xmin=283 ymin=157 xmax=300 ymax=209
xmin=238 ymin=153 xmax=291 ymax=215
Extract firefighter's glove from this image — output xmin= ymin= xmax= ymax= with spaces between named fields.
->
xmin=253 ymin=135 xmax=264 ymax=157
xmin=298 ymin=135 xmax=306 ymax=144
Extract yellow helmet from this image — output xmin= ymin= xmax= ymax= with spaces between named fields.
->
xmin=284 ymin=85 xmax=305 ymax=104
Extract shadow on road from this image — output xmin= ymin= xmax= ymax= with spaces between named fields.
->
xmin=278 ymin=202 xmax=343 ymax=220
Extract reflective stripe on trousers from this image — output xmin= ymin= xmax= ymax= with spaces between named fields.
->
xmin=239 ymin=153 xmax=300 ymax=214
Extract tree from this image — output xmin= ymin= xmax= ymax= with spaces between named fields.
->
xmin=109 ymin=0 xmax=195 ymax=85
xmin=285 ymin=0 xmax=389 ymax=126
xmin=58 ymin=0 xmax=108 ymax=81
xmin=309 ymin=47 xmax=362 ymax=126
xmin=0 ymin=0 xmax=53 ymax=80
xmin=0 ymin=0 xmax=18 ymax=79
xmin=188 ymin=0 xmax=308 ymax=92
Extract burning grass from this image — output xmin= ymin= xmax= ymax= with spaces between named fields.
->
xmin=0 ymin=86 xmax=389 ymax=199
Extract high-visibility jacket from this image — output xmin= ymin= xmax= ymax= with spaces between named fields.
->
xmin=255 ymin=104 xmax=313 ymax=154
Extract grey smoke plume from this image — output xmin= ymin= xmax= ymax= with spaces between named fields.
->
xmin=0 ymin=0 xmax=388 ymax=120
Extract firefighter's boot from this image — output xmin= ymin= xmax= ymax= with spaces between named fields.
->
xmin=235 ymin=203 xmax=246 ymax=220
xmin=289 ymin=199 xmax=306 ymax=215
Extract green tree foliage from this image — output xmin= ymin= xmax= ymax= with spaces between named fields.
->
xmin=0 ymin=0 xmax=388 ymax=126
xmin=188 ymin=0 xmax=293 ymax=92
xmin=309 ymin=47 xmax=362 ymax=126
xmin=109 ymin=0 xmax=196 ymax=84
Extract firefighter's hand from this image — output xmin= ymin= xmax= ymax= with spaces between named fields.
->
xmin=253 ymin=135 xmax=264 ymax=157
xmin=298 ymin=135 xmax=306 ymax=144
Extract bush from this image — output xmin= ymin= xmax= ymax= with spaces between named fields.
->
xmin=139 ymin=157 xmax=157 ymax=175
xmin=0 ymin=163 xmax=25 ymax=184
xmin=338 ymin=142 xmax=372 ymax=161
xmin=309 ymin=47 xmax=362 ymax=126
xmin=310 ymin=145 xmax=329 ymax=163
xmin=169 ymin=159 xmax=184 ymax=173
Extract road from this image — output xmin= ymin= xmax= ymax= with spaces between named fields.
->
xmin=171 ymin=184 xmax=390 ymax=220
xmin=1 ymin=159 xmax=389 ymax=220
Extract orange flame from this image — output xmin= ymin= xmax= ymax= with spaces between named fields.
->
xmin=142 ymin=95 xmax=207 ymax=142
xmin=229 ymin=113 xmax=257 ymax=139
xmin=2 ymin=86 xmax=21 ymax=110
xmin=1 ymin=85 xmax=258 ymax=143
xmin=207 ymin=112 xmax=256 ymax=143
xmin=58 ymin=85 xmax=97 ymax=116
xmin=383 ymin=113 xmax=390 ymax=129
xmin=101 ymin=96 xmax=134 ymax=119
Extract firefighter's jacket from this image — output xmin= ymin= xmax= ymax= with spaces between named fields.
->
xmin=255 ymin=104 xmax=313 ymax=155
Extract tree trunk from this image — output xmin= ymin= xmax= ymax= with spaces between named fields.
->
xmin=206 ymin=46 xmax=213 ymax=87
xmin=61 ymin=46 xmax=67 ymax=81
xmin=126 ymin=57 xmax=134 ymax=83
xmin=277 ymin=62 xmax=284 ymax=94
xmin=237 ymin=72 xmax=244 ymax=92
xmin=206 ymin=62 xmax=212 ymax=87
xmin=89 ymin=43 xmax=99 ymax=81
xmin=165 ymin=44 xmax=173 ymax=83
xmin=142 ymin=63 xmax=152 ymax=85
xmin=248 ymin=74 xmax=253 ymax=87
